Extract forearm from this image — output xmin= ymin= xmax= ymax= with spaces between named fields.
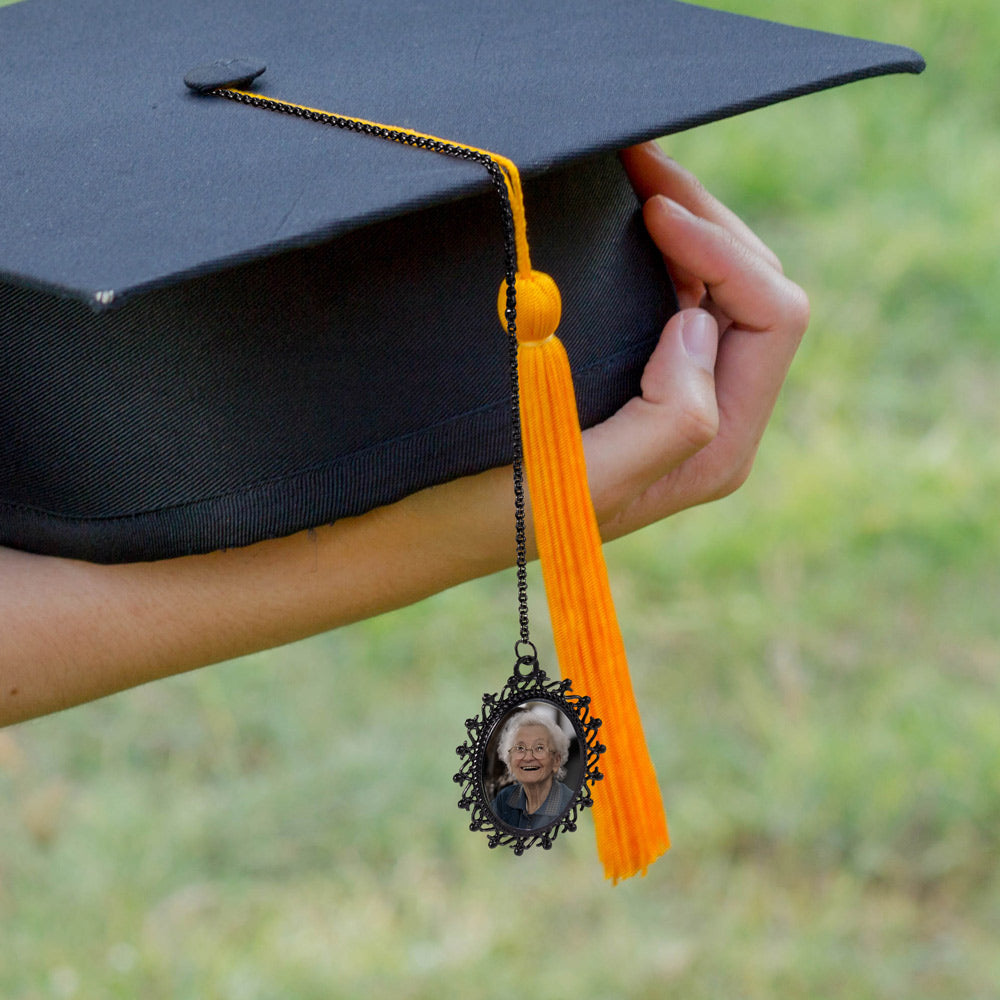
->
xmin=0 ymin=464 xmax=518 ymax=725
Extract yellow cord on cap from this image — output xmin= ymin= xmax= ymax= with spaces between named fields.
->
xmin=226 ymin=89 xmax=534 ymax=276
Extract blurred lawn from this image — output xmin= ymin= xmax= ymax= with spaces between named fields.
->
xmin=2 ymin=1 xmax=998 ymax=997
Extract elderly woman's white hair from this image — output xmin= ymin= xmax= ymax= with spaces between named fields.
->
xmin=497 ymin=706 xmax=572 ymax=781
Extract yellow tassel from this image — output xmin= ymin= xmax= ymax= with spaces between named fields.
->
xmin=217 ymin=87 xmax=668 ymax=878
xmin=499 ymin=272 xmax=670 ymax=881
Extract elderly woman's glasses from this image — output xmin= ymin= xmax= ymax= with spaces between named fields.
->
xmin=512 ymin=743 xmax=552 ymax=757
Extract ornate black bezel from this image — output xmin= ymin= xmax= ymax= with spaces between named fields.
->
xmin=454 ymin=644 xmax=605 ymax=854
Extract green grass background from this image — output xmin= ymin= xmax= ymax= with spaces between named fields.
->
xmin=2 ymin=1 xmax=997 ymax=997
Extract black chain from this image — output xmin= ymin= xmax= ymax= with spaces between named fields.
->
xmin=212 ymin=89 xmax=532 ymax=645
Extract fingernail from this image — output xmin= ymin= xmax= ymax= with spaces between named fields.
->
xmin=651 ymin=194 xmax=691 ymax=219
xmin=680 ymin=310 xmax=718 ymax=373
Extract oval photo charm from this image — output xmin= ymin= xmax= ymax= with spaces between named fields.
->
xmin=454 ymin=644 xmax=605 ymax=854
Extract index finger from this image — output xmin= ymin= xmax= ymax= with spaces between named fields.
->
xmin=621 ymin=141 xmax=784 ymax=275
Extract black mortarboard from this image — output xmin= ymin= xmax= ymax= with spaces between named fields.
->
xmin=0 ymin=0 xmax=922 ymax=564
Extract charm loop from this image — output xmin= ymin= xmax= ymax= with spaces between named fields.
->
xmin=513 ymin=639 xmax=538 ymax=670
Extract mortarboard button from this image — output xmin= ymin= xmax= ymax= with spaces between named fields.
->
xmin=183 ymin=58 xmax=267 ymax=94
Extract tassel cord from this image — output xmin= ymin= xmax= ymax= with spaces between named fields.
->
xmin=207 ymin=86 xmax=670 ymax=879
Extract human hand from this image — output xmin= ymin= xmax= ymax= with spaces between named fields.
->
xmin=585 ymin=141 xmax=810 ymax=538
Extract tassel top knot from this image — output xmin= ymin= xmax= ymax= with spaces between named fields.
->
xmin=498 ymin=270 xmax=562 ymax=344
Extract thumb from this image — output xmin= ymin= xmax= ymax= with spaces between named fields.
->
xmin=584 ymin=308 xmax=720 ymax=523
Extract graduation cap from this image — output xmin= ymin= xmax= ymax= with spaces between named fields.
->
xmin=0 ymin=0 xmax=923 ymax=878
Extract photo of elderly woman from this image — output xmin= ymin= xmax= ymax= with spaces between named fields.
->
xmin=488 ymin=705 xmax=577 ymax=832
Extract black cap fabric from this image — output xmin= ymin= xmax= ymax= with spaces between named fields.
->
xmin=0 ymin=0 xmax=923 ymax=562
